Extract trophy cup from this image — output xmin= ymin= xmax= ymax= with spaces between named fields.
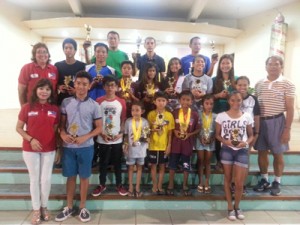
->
xmin=140 ymin=126 xmax=150 ymax=142
xmin=124 ymin=78 xmax=132 ymax=99
xmin=231 ymin=128 xmax=240 ymax=146
xmin=146 ymin=83 xmax=155 ymax=98
xmin=223 ymin=80 xmax=231 ymax=91
xmin=202 ymin=128 xmax=211 ymax=144
xmin=69 ymin=123 xmax=79 ymax=138
xmin=105 ymin=122 xmax=114 ymax=140
xmin=179 ymin=123 xmax=188 ymax=139
xmin=168 ymin=77 xmax=176 ymax=94
xmin=64 ymin=75 xmax=72 ymax=88
xmin=83 ymin=24 xmax=92 ymax=63
xmin=155 ymin=113 xmax=164 ymax=136
xmin=210 ymin=40 xmax=219 ymax=65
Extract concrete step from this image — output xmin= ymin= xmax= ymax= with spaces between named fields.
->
xmin=0 ymin=184 xmax=299 ymax=210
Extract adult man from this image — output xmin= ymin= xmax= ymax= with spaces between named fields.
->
xmin=181 ymin=36 xmax=217 ymax=76
xmin=253 ymin=55 xmax=295 ymax=196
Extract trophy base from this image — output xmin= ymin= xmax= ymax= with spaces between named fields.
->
xmin=179 ymin=133 xmax=186 ymax=139
xmin=132 ymin=141 xmax=141 ymax=147
xmin=139 ymin=137 xmax=148 ymax=143
xmin=231 ymin=140 xmax=240 ymax=146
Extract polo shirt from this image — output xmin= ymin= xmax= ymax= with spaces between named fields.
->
xmin=137 ymin=53 xmax=166 ymax=81
xmin=18 ymin=102 xmax=59 ymax=152
xmin=18 ymin=62 xmax=58 ymax=103
xmin=181 ymin=54 xmax=211 ymax=75
xmin=60 ymin=96 xmax=101 ymax=148
xmin=106 ymin=49 xmax=129 ymax=79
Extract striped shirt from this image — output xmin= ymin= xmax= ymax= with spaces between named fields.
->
xmin=255 ymin=75 xmax=295 ymax=117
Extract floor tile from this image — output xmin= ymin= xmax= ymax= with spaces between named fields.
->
xmin=242 ymin=210 xmax=277 ymax=224
xmin=203 ymin=210 xmax=244 ymax=224
xmin=60 ymin=210 xmax=101 ymax=225
xmin=100 ymin=209 xmax=135 ymax=224
xmin=136 ymin=210 xmax=172 ymax=224
xmin=0 ymin=210 xmax=30 ymax=225
xmin=266 ymin=210 xmax=300 ymax=224
xmin=169 ymin=210 xmax=208 ymax=224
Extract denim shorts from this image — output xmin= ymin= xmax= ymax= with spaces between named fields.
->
xmin=126 ymin=157 xmax=145 ymax=166
xmin=220 ymin=145 xmax=249 ymax=168
xmin=62 ymin=146 xmax=94 ymax=178
xmin=168 ymin=153 xmax=191 ymax=171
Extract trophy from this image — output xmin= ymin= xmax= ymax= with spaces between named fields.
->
xmin=64 ymin=75 xmax=72 ymax=88
xmin=105 ymin=122 xmax=114 ymax=140
xmin=136 ymin=36 xmax=142 ymax=54
xmin=83 ymin=24 xmax=92 ymax=63
xmin=223 ymin=80 xmax=231 ymax=91
xmin=179 ymin=123 xmax=188 ymax=139
xmin=168 ymin=77 xmax=176 ymax=94
xmin=140 ymin=126 xmax=150 ymax=142
xmin=155 ymin=113 xmax=164 ymax=136
xmin=69 ymin=123 xmax=79 ymax=138
xmin=146 ymin=83 xmax=155 ymax=98
xmin=124 ymin=78 xmax=132 ymax=99
xmin=210 ymin=40 xmax=219 ymax=64
xmin=231 ymin=128 xmax=240 ymax=146
xmin=202 ymin=128 xmax=211 ymax=144
xmin=193 ymin=79 xmax=202 ymax=91
xmin=132 ymin=140 xmax=141 ymax=147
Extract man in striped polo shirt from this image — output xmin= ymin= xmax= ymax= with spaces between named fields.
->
xmin=253 ymin=56 xmax=295 ymax=196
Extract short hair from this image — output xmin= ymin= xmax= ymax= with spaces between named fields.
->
xmin=153 ymin=91 xmax=168 ymax=101
xmin=62 ymin=38 xmax=77 ymax=51
xmin=193 ymin=54 xmax=206 ymax=63
xmin=189 ymin=36 xmax=200 ymax=45
xmin=121 ymin=60 xmax=134 ymax=69
xmin=131 ymin=101 xmax=145 ymax=110
xmin=107 ymin=31 xmax=120 ymax=39
xmin=236 ymin=76 xmax=250 ymax=85
xmin=30 ymin=78 xmax=55 ymax=105
xmin=202 ymin=94 xmax=214 ymax=105
xmin=179 ymin=90 xmax=194 ymax=100
xmin=94 ymin=42 xmax=108 ymax=53
xmin=144 ymin=37 xmax=156 ymax=44
xmin=31 ymin=42 xmax=51 ymax=64
xmin=265 ymin=55 xmax=284 ymax=67
xmin=227 ymin=90 xmax=242 ymax=100
xmin=74 ymin=70 xmax=93 ymax=83
xmin=102 ymin=75 xmax=118 ymax=86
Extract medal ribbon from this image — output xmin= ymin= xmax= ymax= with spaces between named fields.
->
xmin=132 ymin=118 xmax=142 ymax=142
xmin=202 ymin=112 xmax=212 ymax=130
xmin=179 ymin=108 xmax=191 ymax=132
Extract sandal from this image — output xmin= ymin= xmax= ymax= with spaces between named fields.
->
xmin=31 ymin=210 xmax=41 ymax=225
xmin=183 ymin=188 xmax=192 ymax=196
xmin=135 ymin=190 xmax=143 ymax=198
xmin=166 ymin=188 xmax=174 ymax=196
xmin=197 ymin=185 xmax=204 ymax=193
xmin=127 ymin=191 xmax=135 ymax=197
xmin=40 ymin=207 xmax=50 ymax=221
xmin=157 ymin=189 xmax=164 ymax=195
xmin=204 ymin=186 xmax=211 ymax=194
xmin=152 ymin=188 xmax=158 ymax=195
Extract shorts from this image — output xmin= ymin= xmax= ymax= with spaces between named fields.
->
xmin=147 ymin=150 xmax=168 ymax=165
xmin=62 ymin=146 xmax=94 ymax=178
xmin=168 ymin=153 xmax=191 ymax=171
xmin=254 ymin=114 xmax=289 ymax=154
xmin=126 ymin=157 xmax=145 ymax=166
xmin=220 ymin=145 xmax=249 ymax=168
xmin=195 ymin=138 xmax=215 ymax=152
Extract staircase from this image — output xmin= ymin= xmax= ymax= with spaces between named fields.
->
xmin=0 ymin=146 xmax=299 ymax=211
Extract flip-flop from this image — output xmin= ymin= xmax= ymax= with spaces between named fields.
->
xmin=135 ymin=190 xmax=143 ymax=198
xmin=183 ymin=188 xmax=192 ymax=196
xmin=166 ymin=188 xmax=174 ymax=196
xmin=197 ymin=185 xmax=204 ymax=193
xmin=204 ymin=186 xmax=211 ymax=194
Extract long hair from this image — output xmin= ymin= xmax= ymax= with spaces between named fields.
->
xmin=30 ymin=78 xmax=55 ymax=107
xmin=140 ymin=62 xmax=159 ymax=88
xmin=166 ymin=57 xmax=183 ymax=77
xmin=213 ymin=54 xmax=235 ymax=94
xmin=31 ymin=42 xmax=51 ymax=64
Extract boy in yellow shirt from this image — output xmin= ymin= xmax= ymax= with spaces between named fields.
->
xmin=147 ymin=91 xmax=175 ymax=194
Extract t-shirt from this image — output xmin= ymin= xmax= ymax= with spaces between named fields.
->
xmin=171 ymin=108 xmax=200 ymax=156
xmin=147 ymin=110 xmax=175 ymax=151
xmin=18 ymin=62 xmax=58 ymax=103
xmin=60 ymin=96 xmax=101 ymax=148
xmin=215 ymin=112 xmax=254 ymax=150
xmin=18 ymin=103 xmax=59 ymax=152
xmin=241 ymin=94 xmax=260 ymax=120
xmin=55 ymin=60 xmax=86 ymax=105
xmin=106 ymin=49 xmax=129 ymax=79
xmin=181 ymin=54 xmax=211 ymax=75
xmin=182 ymin=74 xmax=213 ymax=94
xmin=85 ymin=64 xmax=116 ymax=100
xmin=124 ymin=117 xmax=149 ymax=158
xmin=255 ymin=75 xmax=295 ymax=117
xmin=96 ymin=96 xmax=126 ymax=144
xmin=137 ymin=54 xmax=166 ymax=81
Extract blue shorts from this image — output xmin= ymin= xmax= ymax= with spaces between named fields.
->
xmin=126 ymin=157 xmax=145 ymax=166
xmin=220 ymin=145 xmax=249 ymax=168
xmin=168 ymin=153 xmax=191 ymax=171
xmin=62 ymin=146 xmax=94 ymax=178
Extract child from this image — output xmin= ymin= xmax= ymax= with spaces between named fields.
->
xmin=117 ymin=60 xmax=139 ymax=118
xmin=166 ymin=90 xmax=200 ymax=196
xmin=123 ymin=101 xmax=150 ymax=197
xmin=136 ymin=62 xmax=161 ymax=117
xmin=147 ymin=91 xmax=175 ymax=194
xmin=55 ymin=71 xmax=102 ymax=223
xmin=195 ymin=94 xmax=217 ymax=194
xmin=92 ymin=76 xmax=128 ymax=197
xmin=215 ymin=91 xmax=253 ymax=221
xmin=161 ymin=57 xmax=185 ymax=112
xmin=86 ymin=42 xmax=116 ymax=100
xmin=182 ymin=54 xmax=213 ymax=112
xmin=16 ymin=78 xmax=59 ymax=225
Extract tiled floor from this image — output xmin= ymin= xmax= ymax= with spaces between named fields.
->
xmin=1 ymin=210 xmax=300 ymax=225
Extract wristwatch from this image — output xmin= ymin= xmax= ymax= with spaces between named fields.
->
xmin=245 ymin=142 xmax=249 ymax=148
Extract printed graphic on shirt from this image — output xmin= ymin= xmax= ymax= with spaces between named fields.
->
xmin=48 ymin=72 xmax=57 ymax=80
xmin=30 ymin=73 xmax=39 ymax=79
xmin=221 ymin=120 xmax=247 ymax=142
xmin=47 ymin=110 xmax=57 ymax=118
xmin=104 ymin=105 xmax=117 ymax=136
xmin=28 ymin=111 xmax=38 ymax=116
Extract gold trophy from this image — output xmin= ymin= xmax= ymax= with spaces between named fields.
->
xmin=155 ymin=113 xmax=164 ymax=136
xmin=168 ymin=77 xmax=176 ymax=94
xmin=223 ymin=80 xmax=231 ymax=91
xmin=146 ymin=83 xmax=155 ymax=98
xmin=105 ymin=123 xmax=114 ymax=140
xmin=140 ymin=126 xmax=150 ymax=142
xmin=202 ymin=128 xmax=211 ymax=144
xmin=83 ymin=24 xmax=92 ymax=63
xmin=124 ymin=78 xmax=132 ymax=98
xmin=231 ymin=128 xmax=240 ymax=146
xmin=69 ymin=123 xmax=79 ymax=138
xmin=210 ymin=40 xmax=219 ymax=66
xmin=64 ymin=75 xmax=72 ymax=88
xmin=179 ymin=123 xmax=188 ymax=139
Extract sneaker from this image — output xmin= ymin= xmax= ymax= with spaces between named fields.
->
xmin=253 ymin=178 xmax=271 ymax=192
xmin=55 ymin=206 xmax=74 ymax=222
xmin=92 ymin=185 xmax=106 ymax=197
xmin=227 ymin=210 xmax=236 ymax=221
xmin=235 ymin=208 xmax=245 ymax=220
xmin=270 ymin=181 xmax=281 ymax=196
xmin=78 ymin=208 xmax=91 ymax=222
xmin=117 ymin=185 xmax=128 ymax=196
xmin=40 ymin=207 xmax=50 ymax=221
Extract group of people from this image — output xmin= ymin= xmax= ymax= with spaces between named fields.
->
xmin=16 ymin=31 xmax=295 ymax=224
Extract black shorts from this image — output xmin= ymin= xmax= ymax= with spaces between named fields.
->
xmin=168 ymin=153 xmax=191 ymax=171
xmin=147 ymin=150 xmax=168 ymax=165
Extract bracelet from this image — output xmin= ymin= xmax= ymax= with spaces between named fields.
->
xmin=29 ymin=137 xmax=34 ymax=143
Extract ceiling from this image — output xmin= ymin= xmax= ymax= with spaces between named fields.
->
xmin=5 ymin=0 xmax=299 ymax=45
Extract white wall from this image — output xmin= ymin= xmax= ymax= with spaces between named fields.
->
xmin=0 ymin=1 xmax=41 ymax=109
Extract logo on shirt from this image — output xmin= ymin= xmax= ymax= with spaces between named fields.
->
xmin=48 ymin=73 xmax=56 ymax=80
xmin=28 ymin=111 xmax=38 ymax=116
xmin=47 ymin=111 xmax=57 ymax=118
xmin=30 ymin=73 xmax=39 ymax=79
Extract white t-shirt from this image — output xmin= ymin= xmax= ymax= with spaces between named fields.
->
xmin=215 ymin=112 xmax=253 ymax=150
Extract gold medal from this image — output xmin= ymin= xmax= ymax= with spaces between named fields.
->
xmin=178 ymin=108 xmax=191 ymax=139
xmin=132 ymin=118 xmax=142 ymax=145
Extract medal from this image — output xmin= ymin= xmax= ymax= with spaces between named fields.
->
xmin=132 ymin=118 xmax=142 ymax=146
xmin=178 ymin=108 xmax=191 ymax=139
xmin=202 ymin=112 xmax=212 ymax=144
